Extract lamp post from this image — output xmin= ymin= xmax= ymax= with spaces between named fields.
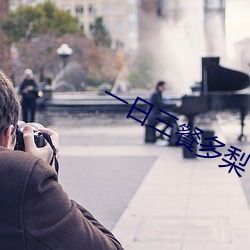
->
xmin=56 ymin=43 xmax=73 ymax=68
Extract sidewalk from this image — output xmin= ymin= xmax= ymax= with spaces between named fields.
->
xmin=112 ymin=141 xmax=250 ymax=249
xmin=50 ymin=113 xmax=250 ymax=250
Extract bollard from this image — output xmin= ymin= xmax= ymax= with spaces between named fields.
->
xmin=201 ymin=130 xmax=215 ymax=149
xmin=183 ymin=143 xmax=197 ymax=158
xmin=145 ymin=124 xmax=156 ymax=143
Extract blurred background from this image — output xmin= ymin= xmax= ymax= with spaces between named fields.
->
xmin=1 ymin=1 xmax=250 ymax=248
xmin=0 ymin=0 xmax=250 ymax=95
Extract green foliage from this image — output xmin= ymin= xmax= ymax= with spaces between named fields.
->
xmin=128 ymin=50 xmax=153 ymax=89
xmin=92 ymin=17 xmax=111 ymax=47
xmin=1 ymin=0 xmax=80 ymax=42
xmin=86 ymin=73 xmax=104 ymax=87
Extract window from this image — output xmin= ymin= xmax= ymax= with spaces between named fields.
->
xmin=116 ymin=39 xmax=124 ymax=50
xmin=89 ymin=22 xmax=95 ymax=33
xmin=115 ymin=3 xmax=125 ymax=16
xmin=115 ymin=20 xmax=124 ymax=33
xmin=75 ymin=5 xmax=84 ymax=16
xmin=89 ymin=4 xmax=96 ymax=17
xmin=102 ymin=3 xmax=111 ymax=16
xmin=80 ymin=22 xmax=84 ymax=32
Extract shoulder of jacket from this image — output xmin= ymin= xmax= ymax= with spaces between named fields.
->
xmin=0 ymin=148 xmax=41 ymax=175
xmin=151 ymin=91 xmax=157 ymax=97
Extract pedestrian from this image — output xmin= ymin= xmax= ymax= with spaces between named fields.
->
xmin=19 ymin=69 xmax=39 ymax=123
xmin=148 ymin=80 xmax=179 ymax=144
xmin=0 ymin=70 xmax=124 ymax=249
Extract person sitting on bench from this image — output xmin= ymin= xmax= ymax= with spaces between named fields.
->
xmin=147 ymin=80 xmax=179 ymax=143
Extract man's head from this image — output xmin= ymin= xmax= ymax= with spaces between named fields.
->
xmin=156 ymin=81 xmax=166 ymax=92
xmin=0 ymin=71 xmax=20 ymax=149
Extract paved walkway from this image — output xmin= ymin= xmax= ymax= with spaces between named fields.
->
xmin=111 ymin=134 xmax=250 ymax=249
xmin=45 ymin=112 xmax=250 ymax=250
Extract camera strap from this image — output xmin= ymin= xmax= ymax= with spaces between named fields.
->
xmin=41 ymin=132 xmax=59 ymax=174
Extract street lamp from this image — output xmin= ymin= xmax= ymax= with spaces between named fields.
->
xmin=56 ymin=43 xmax=73 ymax=68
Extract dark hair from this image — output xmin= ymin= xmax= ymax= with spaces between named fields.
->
xmin=0 ymin=71 xmax=20 ymax=143
xmin=156 ymin=81 xmax=166 ymax=90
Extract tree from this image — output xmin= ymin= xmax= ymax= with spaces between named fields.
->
xmin=128 ymin=50 xmax=153 ymax=89
xmin=91 ymin=17 xmax=112 ymax=47
xmin=13 ymin=33 xmax=121 ymax=90
xmin=1 ymin=0 xmax=80 ymax=43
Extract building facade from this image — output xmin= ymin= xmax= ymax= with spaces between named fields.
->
xmin=137 ymin=0 xmax=157 ymax=42
xmin=51 ymin=0 xmax=138 ymax=51
xmin=9 ymin=0 xmax=138 ymax=51
xmin=138 ymin=0 xmax=226 ymax=55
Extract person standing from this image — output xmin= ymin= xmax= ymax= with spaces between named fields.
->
xmin=19 ymin=69 xmax=39 ymax=122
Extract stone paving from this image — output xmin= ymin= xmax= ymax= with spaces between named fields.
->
xmin=112 ymin=146 xmax=250 ymax=249
xmin=50 ymin=124 xmax=161 ymax=230
xmin=37 ymin=110 xmax=250 ymax=250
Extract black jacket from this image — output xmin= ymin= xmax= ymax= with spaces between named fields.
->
xmin=147 ymin=90 xmax=167 ymax=124
xmin=19 ymin=79 xmax=38 ymax=99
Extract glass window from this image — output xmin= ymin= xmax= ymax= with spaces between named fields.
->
xmin=115 ymin=3 xmax=125 ymax=16
xmin=89 ymin=4 xmax=96 ymax=17
xmin=76 ymin=5 xmax=84 ymax=16
xmin=116 ymin=39 xmax=124 ymax=50
xmin=80 ymin=22 xmax=84 ymax=32
xmin=89 ymin=22 xmax=95 ymax=33
xmin=115 ymin=20 xmax=124 ymax=33
xmin=102 ymin=3 xmax=111 ymax=16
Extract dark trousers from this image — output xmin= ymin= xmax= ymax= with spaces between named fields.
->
xmin=148 ymin=115 xmax=178 ymax=138
xmin=22 ymin=98 xmax=37 ymax=123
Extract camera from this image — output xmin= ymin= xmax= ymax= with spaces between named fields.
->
xmin=14 ymin=122 xmax=46 ymax=151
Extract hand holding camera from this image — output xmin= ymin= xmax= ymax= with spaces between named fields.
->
xmin=15 ymin=122 xmax=46 ymax=151
xmin=15 ymin=122 xmax=59 ymax=172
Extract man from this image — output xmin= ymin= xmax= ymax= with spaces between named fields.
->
xmin=148 ymin=80 xmax=179 ymax=142
xmin=0 ymin=71 xmax=124 ymax=249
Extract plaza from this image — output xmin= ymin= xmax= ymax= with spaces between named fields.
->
xmin=38 ymin=110 xmax=250 ymax=249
